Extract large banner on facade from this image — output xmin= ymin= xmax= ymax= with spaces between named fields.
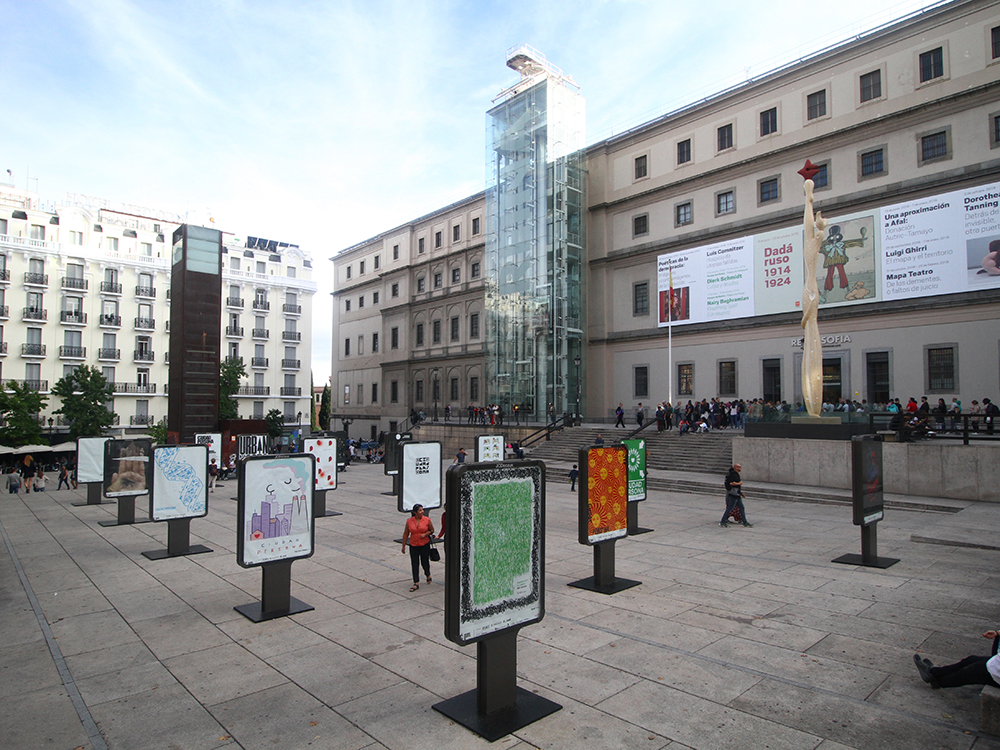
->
xmin=658 ymin=179 xmax=1000 ymax=326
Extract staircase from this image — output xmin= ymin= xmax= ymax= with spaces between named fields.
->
xmin=525 ymin=425 xmax=737 ymax=475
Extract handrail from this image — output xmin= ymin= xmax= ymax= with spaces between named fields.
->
xmin=621 ymin=418 xmax=656 ymax=442
xmin=520 ymin=413 xmax=572 ymax=448
xmin=868 ymin=411 xmax=1000 ymax=446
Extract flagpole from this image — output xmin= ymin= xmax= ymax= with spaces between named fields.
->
xmin=668 ymin=267 xmax=673 ymax=407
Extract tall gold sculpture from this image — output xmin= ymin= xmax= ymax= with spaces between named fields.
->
xmin=799 ymin=161 xmax=825 ymax=417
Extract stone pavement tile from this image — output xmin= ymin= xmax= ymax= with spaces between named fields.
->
xmin=371 ymin=637 xmax=477 ymax=701
xmin=173 ymin=584 xmax=253 ymax=625
xmin=639 ymin=564 xmax=753 ymax=593
xmin=0 ymin=683 xmax=91 ymax=750
xmin=734 ymin=581 xmax=875 ymax=616
xmin=90 ymin=682 xmax=234 ymax=750
xmin=670 ymin=605 xmax=828 ymax=653
xmin=730 ymin=677 xmax=977 ymax=750
xmin=284 ymin=589 xmax=358 ymax=624
xmin=764 ymin=604 xmax=925 ymax=648
xmin=17 ymin=549 xmax=83 ymax=576
xmin=131 ymin=608 xmax=233 ymax=660
xmin=517 ymin=638 xmax=642 ymax=704
xmin=697 ymin=635 xmax=889 ymax=695
xmin=654 ymin=581 xmax=788 ymax=617
xmin=48 ymin=608 xmax=141 ymax=657
xmin=543 ymin=589 xmax=613 ymax=621
xmin=310 ymin=611 xmax=426 ymax=659
xmin=38 ymin=582 xmax=114 ymax=622
xmin=222 ymin=569 xmax=267 ymax=596
xmin=23 ymin=563 xmax=94 ymax=594
xmin=867 ymin=672 xmax=981 ymax=730
xmin=914 ymin=630 xmax=992 ymax=662
xmin=813 ymin=741 xmax=862 ymax=750
xmin=522 ymin=612 xmax=626 ymax=655
xmin=210 ymin=681 xmax=374 ymax=750
xmin=596 ymin=679 xmax=822 ymax=750
xmin=692 ymin=550 xmax=800 ymax=573
xmin=807 ymin=632 xmax=940 ymax=677
xmin=64 ymin=641 xmax=159 ymax=681
xmin=0 ymin=639 xmax=63 ymax=698
xmin=336 ymin=682 xmax=497 ymax=750
xmin=395 ymin=611 xmax=463 ymax=652
xmin=955 ymin=598 xmax=1000 ymax=620
xmin=102 ymin=585 xmax=194 ymax=623
xmin=164 ymin=642 xmax=289 ymax=707
xmin=219 ymin=614 xmax=329 ymax=660
xmin=511 ymin=687 xmax=673 ymax=749
xmin=84 ymin=565 xmax=161 ymax=596
xmin=861 ymin=602 xmax=994 ymax=637
xmin=587 ymin=637 xmax=762 ymax=704
xmin=0 ymin=601 xmax=45 ymax=647
xmin=364 ymin=595 xmax=442 ymax=624
xmin=76 ymin=658 xmax=178 ymax=705
xmin=578 ymin=608 xmax=724 ymax=654
xmin=336 ymin=585 xmax=414 ymax=613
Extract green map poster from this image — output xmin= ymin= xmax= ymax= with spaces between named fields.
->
xmin=472 ymin=478 xmax=533 ymax=606
xmin=623 ymin=439 xmax=646 ymax=502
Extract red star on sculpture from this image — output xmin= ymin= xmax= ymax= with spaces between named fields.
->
xmin=798 ymin=160 xmax=821 ymax=181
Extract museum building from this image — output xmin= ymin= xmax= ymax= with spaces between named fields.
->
xmin=331 ymin=0 xmax=1000 ymax=433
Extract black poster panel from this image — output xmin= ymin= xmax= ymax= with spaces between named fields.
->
xmin=851 ymin=435 xmax=884 ymax=526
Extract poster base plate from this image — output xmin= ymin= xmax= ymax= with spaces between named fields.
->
xmin=628 ymin=527 xmax=654 ymax=536
xmin=432 ymin=687 xmax=561 ymax=742
xmin=831 ymin=553 xmax=899 ymax=568
xmin=317 ymin=510 xmax=343 ymax=517
xmin=567 ymin=576 xmax=642 ymax=595
xmin=234 ymin=596 xmax=314 ymax=623
xmin=71 ymin=500 xmax=113 ymax=507
xmin=141 ymin=544 xmax=213 ymax=560
xmin=98 ymin=518 xmax=152 ymax=527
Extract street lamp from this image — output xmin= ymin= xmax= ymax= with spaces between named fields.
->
xmin=48 ymin=416 xmax=54 ymax=441
xmin=574 ymin=354 xmax=582 ymax=426
xmin=432 ymin=367 xmax=439 ymax=422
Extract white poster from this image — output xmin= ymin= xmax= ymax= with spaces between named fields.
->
xmin=238 ymin=434 xmax=269 ymax=460
xmin=476 ymin=435 xmax=504 ymax=463
xmin=151 ymin=445 xmax=208 ymax=521
xmin=194 ymin=433 xmax=222 ymax=463
xmin=400 ymin=442 xmax=442 ymax=512
xmin=239 ymin=455 xmax=314 ymax=566
xmin=658 ymin=236 xmax=753 ymax=327
xmin=77 ymin=437 xmax=110 ymax=484
xmin=302 ymin=437 xmax=338 ymax=490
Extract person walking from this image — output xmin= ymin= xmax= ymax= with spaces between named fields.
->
xmin=401 ymin=504 xmax=435 ymax=592
xmin=208 ymin=458 xmax=218 ymax=491
xmin=568 ymin=464 xmax=579 ymax=491
xmin=614 ymin=403 xmax=625 ymax=428
xmin=635 ymin=403 xmax=645 ymax=428
xmin=721 ymin=463 xmax=752 ymax=528
xmin=6 ymin=469 xmax=21 ymax=494
xmin=57 ymin=464 xmax=71 ymax=491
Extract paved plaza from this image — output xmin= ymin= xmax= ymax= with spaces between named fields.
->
xmin=2 ymin=459 xmax=1000 ymax=750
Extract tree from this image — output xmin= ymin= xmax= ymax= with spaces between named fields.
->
xmin=0 ymin=382 xmax=48 ymax=447
xmin=52 ymin=366 xmax=114 ymax=441
xmin=147 ymin=417 xmax=169 ymax=445
xmin=264 ymin=409 xmax=284 ymax=441
xmin=318 ymin=384 xmax=331 ymax=431
xmin=220 ymin=357 xmax=246 ymax=420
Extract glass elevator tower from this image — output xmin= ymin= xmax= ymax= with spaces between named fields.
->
xmin=485 ymin=45 xmax=585 ymax=422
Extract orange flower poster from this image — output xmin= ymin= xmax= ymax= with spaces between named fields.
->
xmin=581 ymin=445 xmax=628 ymax=544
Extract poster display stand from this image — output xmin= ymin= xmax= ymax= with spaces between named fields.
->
xmin=568 ymin=446 xmax=641 ymax=594
xmin=382 ymin=431 xmax=411 ymax=495
xmin=73 ymin=482 xmax=110 ymax=507
xmin=98 ymin=438 xmax=153 ymax=527
xmin=434 ymin=461 xmax=560 ymax=741
xmin=234 ymin=454 xmax=316 ymax=622
xmin=142 ymin=445 xmax=213 ymax=560
xmin=623 ymin=439 xmax=652 ymax=535
xmin=72 ymin=437 xmax=112 ymax=506
xmin=398 ymin=442 xmax=442 ymax=513
xmin=833 ymin=436 xmax=898 ymax=569
xmin=302 ymin=437 xmax=342 ymax=517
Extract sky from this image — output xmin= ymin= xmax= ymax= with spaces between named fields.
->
xmin=1 ymin=0 xmax=947 ymax=384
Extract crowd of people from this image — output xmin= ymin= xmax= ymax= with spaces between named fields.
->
xmin=4 ymin=454 xmax=76 ymax=494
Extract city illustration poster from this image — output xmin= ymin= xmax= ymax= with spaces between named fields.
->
xmin=585 ymin=446 xmax=628 ymax=544
xmin=456 ymin=464 xmax=542 ymax=643
xmin=151 ymin=445 xmax=208 ymax=521
xmin=240 ymin=455 xmax=314 ymax=566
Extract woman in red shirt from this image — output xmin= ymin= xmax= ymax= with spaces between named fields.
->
xmin=401 ymin=504 xmax=435 ymax=592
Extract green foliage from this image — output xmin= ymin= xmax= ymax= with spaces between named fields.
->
xmin=264 ymin=409 xmax=284 ymax=439
xmin=219 ymin=357 xmax=246 ymax=420
xmin=52 ymin=366 xmax=114 ymax=441
xmin=0 ymin=381 xmax=48 ymax=447
xmin=148 ymin=417 xmax=169 ymax=445
xmin=318 ymin=384 xmax=331 ymax=431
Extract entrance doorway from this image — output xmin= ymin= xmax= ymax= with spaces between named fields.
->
xmin=822 ymin=358 xmax=842 ymax=404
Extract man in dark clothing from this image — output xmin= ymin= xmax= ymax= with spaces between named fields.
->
xmin=721 ymin=463 xmax=752 ymax=528
xmin=985 ymin=398 xmax=999 ymax=435
xmin=615 ymin=403 xmax=625 ymax=428
xmin=914 ymin=631 xmax=1000 ymax=689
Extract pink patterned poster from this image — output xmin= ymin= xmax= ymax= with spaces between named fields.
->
xmin=303 ymin=437 xmax=338 ymax=490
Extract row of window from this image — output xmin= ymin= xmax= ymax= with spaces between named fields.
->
xmin=343 ymin=313 xmax=481 ymax=357
xmin=631 ymin=125 xmax=968 ymax=238
xmin=630 ymin=346 xmax=957 ymax=401
xmin=344 ymin=217 xmax=483 ymax=281
xmin=344 ymin=262 xmax=482 ymax=312
xmin=344 ymin=375 xmax=483 ymax=407
xmin=632 ymin=29 xmax=1000 ymax=181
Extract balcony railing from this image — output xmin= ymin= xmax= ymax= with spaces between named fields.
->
xmin=0 ymin=341 xmax=6 ymax=355
xmin=59 ymin=345 xmax=86 ymax=359
xmin=134 ymin=317 xmax=155 ymax=330
xmin=133 ymin=349 xmax=155 ymax=362
xmin=22 ymin=307 xmax=47 ymax=321
xmin=4 ymin=379 xmax=47 ymax=392
xmin=251 ymin=357 xmax=268 ymax=367
xmin=226 ymin=326 xmax=244 ymax=337
xmin=237 ymin=385 xmax=270 ymax=396
xmin=283 ymin=304 xmax=301 ymax=315
xmin=282 ymin=331 xmax=301 ymax=342
xmin=130 ymin=414 xmax=155 ymax=426
xmin=281 ymin=359 xmax=301 ymax=369
xmin=135 ymin=285 xmax=156 ymax=298
xmin=283 ymin=413 xmax=300 ymax=423
xmin=21 ymin=343 xmax=45 ymax=356
xmin=60 ymin=310 xmax=87 ymax=324
xmin=100 ymin=281 xmax=122 ymax=294
xmin=224 ymin=356 xmax=244 ymax=366
xmin=0 ymin=305 xmax=7 ymax=318
xmin=24 ymin=272 xmax=48 ymax=286
xmin=114 ymin=383 xmax=156 ymax=394
xmin=252 ymin=328 xmax=269 ymax=339
xmin=252 ymin=300 xmax=270 ymax=311
xmin=280 ymin=386 xmax=302 ymax=396
xmin=226 ymin=297 xmax=244 ymax=308
xmin=62 ymin=277 xmax=88 ymax=290
xmin=98 ymin=348 xmax=120 ymax=360
xmin=0 ymin=269 xmax=9 ymax=281
xmin=99 ymin=313 xmax=121 ymax=327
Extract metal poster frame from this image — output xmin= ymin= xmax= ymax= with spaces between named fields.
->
xmin=398 ymin=441 xmax=442 ymax=513
xmin=236 ymin=453 xmax=316 ymax=568
xmin=150 ymin=444 xmax=210 ymax=522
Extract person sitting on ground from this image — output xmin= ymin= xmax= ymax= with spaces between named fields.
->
xmin=915 ymin=631 xmax=1000 ymax=689
xmin=695 ymin=417 xmax=710 ymax=433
